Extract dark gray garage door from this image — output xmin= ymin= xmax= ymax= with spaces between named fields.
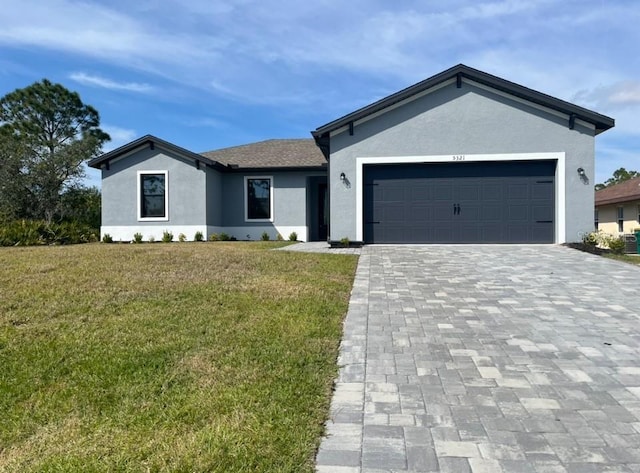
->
xmin=364 ymin=161 xmax=555 ymax=243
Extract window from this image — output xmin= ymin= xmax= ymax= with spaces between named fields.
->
xmin=637 ymin=205 xmax=640 ymax=225
xmin=138 ymin=171 xmax=168 ymax=221
xmin=617 ymin=206 xmax=624 ymax=233
xmin=245 ymin=176 xmax=272 ymax=221
xmin=594 ymin=209 xmax=598 ymax=230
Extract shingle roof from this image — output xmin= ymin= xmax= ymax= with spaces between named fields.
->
xmin=595 ymin=176 xmax=640 ymax=206
xmin=201 ymin=139 xmax=326 ymax=169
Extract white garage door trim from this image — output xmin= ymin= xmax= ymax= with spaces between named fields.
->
xmin=355 ymin=152 xmax=566 ymax=243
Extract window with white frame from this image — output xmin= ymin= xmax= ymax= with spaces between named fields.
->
xmin=245 ymin=176 xmax=272 ymax=221
xmin=138 ymin=171 xmax=168 ymax=221
xmin=594 ymin=209 xmax=599 ymax=230
xmin=617 ymin=206 xmax=624 ymax=233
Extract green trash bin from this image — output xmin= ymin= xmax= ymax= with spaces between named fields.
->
xmin=636 ymin=231 xmax=640 ymax=254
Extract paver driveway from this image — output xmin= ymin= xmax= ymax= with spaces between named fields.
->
xmin=316 ymin=245 xmax=640 ymax=473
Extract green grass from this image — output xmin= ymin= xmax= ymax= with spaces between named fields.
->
xmin=603 ymin=253 xmax=640 ymax=266
xmin=0 ymin=242 xmax=358 ymax=472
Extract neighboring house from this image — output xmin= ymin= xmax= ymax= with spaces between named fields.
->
xmin=89 ymin=64 xmax=614 ymax=244
xmin=595 ymin=177 xmax=640 ymax=235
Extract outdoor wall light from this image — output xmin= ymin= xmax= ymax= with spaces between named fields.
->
xmin=577 ymin=167 xmax=585 ymax=177
xmin=340 ymin=172 xmax=346 ymax=181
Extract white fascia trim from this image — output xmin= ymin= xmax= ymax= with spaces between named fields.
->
xmin=329 ymin=78 xmax=456 ymax=138
xmin=137 ymin=170 xmax=169 ymax=222
xmin=244 ymin=175 xmax=274 ymax=222
xmin=466 ymin=78 xmax=596 ymax=132
xmin=355 ymin=152 xmax=566 ymax=243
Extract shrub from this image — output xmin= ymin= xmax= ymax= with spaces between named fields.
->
xmin=162 ymin=230 xmax=173 ymax=243
xmin=0 ymin=220 xmax=99 ymax=246
xmin=148 ymin=235 xmax=155 ymax=243
xmin=607 ymin=236 xmax=626 ymax=255
xmin=582 ymin=231 xmax=599 ymax=248
xmin=288 ymin=232 xmax=298 ymax=241
xmin=194 ymin=231 xmax=204 ymax=242
xmin=178 ymin=233 xmax=187 ymax=242
xmin=219 ymin=232 xmax=231 ymax=241
xmin=208 ymin=233 xmax=219 ymax=242
xmin=340 ymin=237 xmax=350 ymax=247
xmin=276 ymin=233 xmax=284 ymax=241
xmin=132 ymin=232 xmax=143 ymax=244
xmin=0 ymin=220 xmax=45 ymax=246
xmin=102 ymin=233 xmax=113 ymax=244
xmin=585 ymin=230 xmax=628 ymax=255
xmin=261 ymin=231 xmax=270 ymax=241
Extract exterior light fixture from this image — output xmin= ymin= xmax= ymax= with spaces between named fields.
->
xmin=340 ymin=172 xmax=346 ymax=181
xmin=577 ymin=167 xmax=585 ymax=177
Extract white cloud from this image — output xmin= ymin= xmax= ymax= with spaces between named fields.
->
xmin=69 ymin=72 xmax=154 ymax=93
xmin=101 ymin=125 xmax=137 ymax=152
xmin=607 ymin=82 xmax=640 ymax=106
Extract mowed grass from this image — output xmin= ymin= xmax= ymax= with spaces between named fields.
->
xmin=604 ymin=253 xmax=640 ymax=266
xmin=0 ymin=242 xmax=358 ymax=472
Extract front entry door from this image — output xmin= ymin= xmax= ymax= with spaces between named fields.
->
xmin=318 ymin=183 xmax=328 ymax=241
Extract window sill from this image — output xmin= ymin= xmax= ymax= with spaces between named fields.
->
xmin=138 ymin=217 xmax=170 ymax=222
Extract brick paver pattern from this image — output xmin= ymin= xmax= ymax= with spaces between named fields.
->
xmin=316 ymin=245 xmax=640 ymax=473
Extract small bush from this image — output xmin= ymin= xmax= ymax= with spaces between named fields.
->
xmin=1 ymin=221 xmax=100 ymax=246
xmin=261 ymin=231 xmax=270 ymax=241
xmin=288 ymin=232 xmax=298 ymax=241
xmin=276 ymin=233 xmax=284 ymax=241
xmin=178 ymin=233 xmax=187 ymax=242
xmin=102 ymin=233 xmax=113 ymax=244
xmin=340 ymin=237 xmax=350 ymax=247
xmin=132 ymin=232 xmax=143 ymax=244
xmin=582 ymin=231 xmax=598 ymax=248
xmin=208 ymin=233 xmax=219 ymax=241
xmin=607 ymin=236 xmax=626 ymax=255
xmin=148 ymin=235 xmax=155 ymax=243
xmin=583 ymin=230 xmax=628 ymax=255
xmin=162 ymin=230 xmax=174 ymax=243
xmin=219 ymin=232 xmax=231 ymax=241
xmin=194 ymin=231 xmax=204 ymax=242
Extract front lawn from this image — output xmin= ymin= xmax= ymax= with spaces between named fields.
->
xmin=603 ymin=253 xmax=640 ymax=266
xmin=0 ymin=242 xmax=357 ymax=472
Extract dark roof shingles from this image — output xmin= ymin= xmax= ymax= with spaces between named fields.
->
xmin=595 ymin=176 xmax=640 ymax=206
xmin=201 ymin=139 xmax=326 ymax=169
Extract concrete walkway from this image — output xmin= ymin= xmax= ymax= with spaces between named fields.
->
xmin=277 ymin=241 xmax=362 ymax=255
xmin=316 ymin=245 xmax=640 ymax=473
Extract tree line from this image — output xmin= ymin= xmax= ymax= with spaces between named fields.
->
xmin=0 ymin=79 xmax=109 ymax=240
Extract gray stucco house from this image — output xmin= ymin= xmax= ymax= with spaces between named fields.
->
xmin=89 ymin=64 xmax=614 ymax=244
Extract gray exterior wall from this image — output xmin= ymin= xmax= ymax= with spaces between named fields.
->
xmin=328 ymin=81 xmax=595 ymax=243
xmin=101 ymin=146 xmax=325 ymax=241
xmin=221 ymin=171 xmax=325 ymax=227
xmin=102 ymin=146 xmax=207 ymax=228
xmin=205 ymin=167 xmax=223 ymax=226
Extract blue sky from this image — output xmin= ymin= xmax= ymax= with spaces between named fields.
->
xmin=1 ymin=0 xmax=638 ymax=187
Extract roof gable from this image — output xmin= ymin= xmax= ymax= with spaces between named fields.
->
xmin=595 ymin=176 xmax=640 ymax=206
xmin=88 ymin=135 xmax=222 ymax=170
xmin=312 ymin=64 xmax=615 ymax=155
